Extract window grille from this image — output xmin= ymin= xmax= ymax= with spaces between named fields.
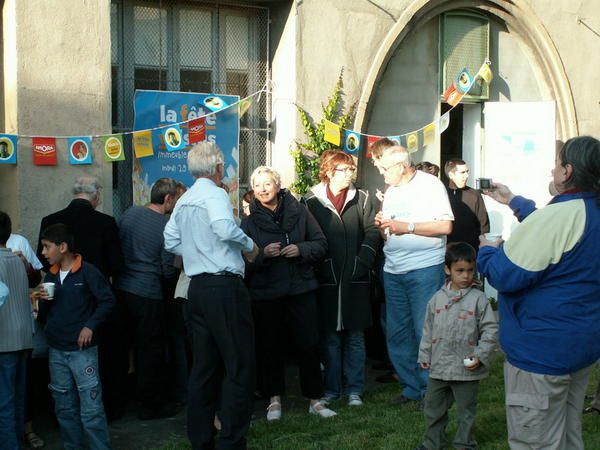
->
xmin=440 ymin=11 xmax=490 ymax=102
xmin=111 ymin=0 xmax=270 ymax=216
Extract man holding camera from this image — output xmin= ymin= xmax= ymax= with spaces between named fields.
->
xmin=444 ymin=159 xmax=490 ymax=252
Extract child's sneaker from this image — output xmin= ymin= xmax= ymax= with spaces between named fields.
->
xmin=348 ymin=394 xmax=363 ymax=406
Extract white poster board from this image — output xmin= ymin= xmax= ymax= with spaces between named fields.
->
xmin=482 ymin=102 xmax=556 ymax=240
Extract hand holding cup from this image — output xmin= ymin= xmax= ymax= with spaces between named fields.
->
xmin=40 ymin=282 xmax=55 ymax=301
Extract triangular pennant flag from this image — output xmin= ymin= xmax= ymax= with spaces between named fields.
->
xmin=343 ymin=130 xmax=361 ymax=154
xmin=456 ymin=68 xmax=473 ymax=94
xmin=188 ymin=117 xmax=206 ymax=144
xmin=102 ymin=134 xmax=125 ymax=162
xmin=133 ymin=130 xmax=154 ymax=159
xmin=0 ymin=135 xmax=18 ymax=165
xmin=239 ymin=97 xmax=253 ymax=117
xmin=477 ymin=63 xmax=493 ymax=83
xmin=323 ymin=120 xmax=341 ymax=146
xmin=439 ymin=112 xmax=451 ymax=133
xmin=67 ymin=137 xmax=92 ymax=165
xmin=423 ymin=123 xmax=437 ymax=146
xmin=406 ymin=132 xmax=419 ymax=153
xmin=32 ymin=137 xmax=57 ymax=165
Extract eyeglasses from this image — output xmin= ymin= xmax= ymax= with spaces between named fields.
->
xmin=334 ymin=166 xmax=356 ymax=173
xmin=380 ymin=162 xmax=403 ymax=173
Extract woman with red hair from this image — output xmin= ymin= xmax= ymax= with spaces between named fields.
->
xmin=305 ymin=150 xmax=381 ymax=407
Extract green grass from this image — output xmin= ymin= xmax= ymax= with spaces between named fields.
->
xmin=161 ymin=359 xmax=600 ymax=449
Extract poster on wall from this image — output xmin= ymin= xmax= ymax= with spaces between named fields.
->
xmin=133 ymin=90 xmax=240 ymax=207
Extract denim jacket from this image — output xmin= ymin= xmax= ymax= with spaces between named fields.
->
xmin=418 ymin=283 xmax=498 ymax=381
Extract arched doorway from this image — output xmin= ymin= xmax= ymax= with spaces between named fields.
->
xmin=356 ymin=0 xmax=577 ymax=194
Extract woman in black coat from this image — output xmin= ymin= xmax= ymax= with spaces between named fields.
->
xmin=304 ymin=150 xmax=381 ymax=406
xmin=241 ymin=166 xmax=336 ymax=421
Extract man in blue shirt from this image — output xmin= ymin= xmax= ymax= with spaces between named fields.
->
xmin=164 ymin=141 xmax=258 ymax=450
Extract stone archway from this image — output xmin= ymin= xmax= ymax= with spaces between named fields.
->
xmin=354 ymin=0 xmax=578 ymax=140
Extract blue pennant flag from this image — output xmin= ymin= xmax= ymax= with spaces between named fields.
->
xmin=68 ymin=137 xmax=92 ymax=165
xmin=343 ymin=130 xmax=361 ymax=154
xmin=164 ymin=125 xmax=187 ymax=152
xmin=0 ymin=134 xmax=17 ymax=164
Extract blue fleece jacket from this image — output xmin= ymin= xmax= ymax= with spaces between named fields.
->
xmin=478 ymin=192 xmax=600 ymax=375
xmin=39 ymin=255 xmax=115 ymax=351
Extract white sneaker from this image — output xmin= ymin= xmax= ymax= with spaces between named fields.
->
xmin=348 ymin=394 xmax=363 ymax=406
xmin=266 ymin=401 xmax=282 ymax=421
xmin=309 ymin=401 xmax=337 ymax=418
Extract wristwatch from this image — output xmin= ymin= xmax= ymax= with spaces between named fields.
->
xmin=407 ymin=222 xmax=415 ymax=234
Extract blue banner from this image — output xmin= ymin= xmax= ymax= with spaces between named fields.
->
xmin=133 ymin=90 xmax=240 ymax=206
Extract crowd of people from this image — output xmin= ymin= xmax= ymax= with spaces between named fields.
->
xmin=0 ymin=135 xmax=599 ymax=450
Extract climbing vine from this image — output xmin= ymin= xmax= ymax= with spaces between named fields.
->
xmin=289 ymin=70 xmax=355 ymax=195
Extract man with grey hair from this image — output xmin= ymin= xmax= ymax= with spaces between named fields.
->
xmin=37 ymin=176 xmax=123 ymax=277
xmin=164 ymin=141 xmax=259 ymax=450
xmin=374 ymin=145 xmax=454 ymax=406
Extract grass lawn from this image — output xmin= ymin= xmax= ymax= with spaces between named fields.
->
xmin=162 ymin=358 xmax=600 ymax=449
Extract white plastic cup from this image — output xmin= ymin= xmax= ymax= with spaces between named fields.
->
xmin=43 ymin=282 xmax=56 ymax=300
xmin=463 ymin=357 xmax=477 ymax=368
xmin=484 ymin=233 xmax=502 ymax=242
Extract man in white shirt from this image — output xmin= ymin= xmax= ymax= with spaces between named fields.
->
xmin=164 ymin=141 xmax=258 ymax=450
xmin=375 ymin=146 xmax=454 ymax=405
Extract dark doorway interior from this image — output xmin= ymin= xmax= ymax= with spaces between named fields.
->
xmin=440 ymin=103 xmax=463 ymax=185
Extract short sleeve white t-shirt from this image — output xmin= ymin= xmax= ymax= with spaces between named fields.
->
xmin=381 ymin=170 xmax=454 ymax=274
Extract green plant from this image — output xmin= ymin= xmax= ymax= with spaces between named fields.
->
xmin=290 ymin=70 xmax=355 ymax=195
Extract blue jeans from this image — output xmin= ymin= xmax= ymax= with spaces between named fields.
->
xmin=0 ymin=350 xmax=27 ymax=449
xmin=48 ymin=346 xmax=111 ymax=450
xmin=383 ymin=263 xmax=445 ymax=400
xmin=322 ymin=330 xmax=366 ymax=398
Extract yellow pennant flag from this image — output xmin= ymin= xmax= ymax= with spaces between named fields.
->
xmin=406 ymin=132 xmax=419 ymax=152
xmin=423 ymin=123 xmax=437 ymax=146
xmin=133 ymin=130 xmax=154 ymax=159
xmin=478 ymin=63 xmax=493 ymax=83
xmin=323 ymin=119 xmax=341 ymax=146
xmin=239 ymin=97 xmax=253 ymax=117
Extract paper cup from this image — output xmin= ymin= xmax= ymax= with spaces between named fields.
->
xmin=484 ymin=233 xmax=502 ymax=242
xmin=463 ymin=357 xmax=477 ymax=368
xmin=43 ymin=282 xmax=56 ymax=300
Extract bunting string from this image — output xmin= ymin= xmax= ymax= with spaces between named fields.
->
xmin=0 ymin=87 xmax=267 ymax=166
xmin=322 ymin=60 xmax=494 ymax=155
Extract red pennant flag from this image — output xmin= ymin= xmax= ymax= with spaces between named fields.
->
xmin=188 ymin=117 xmax=206 ymax=144
xmin=443 ymin=83 xmax=462 ymax=107
xmin=366 ymin=135 xmax=383 ymax=158
xmin=32 ymin=137 xmax=57 ymax=165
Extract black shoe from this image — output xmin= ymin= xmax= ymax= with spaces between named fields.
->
xmin=138 ymin=402 xmax=178 ymax=420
